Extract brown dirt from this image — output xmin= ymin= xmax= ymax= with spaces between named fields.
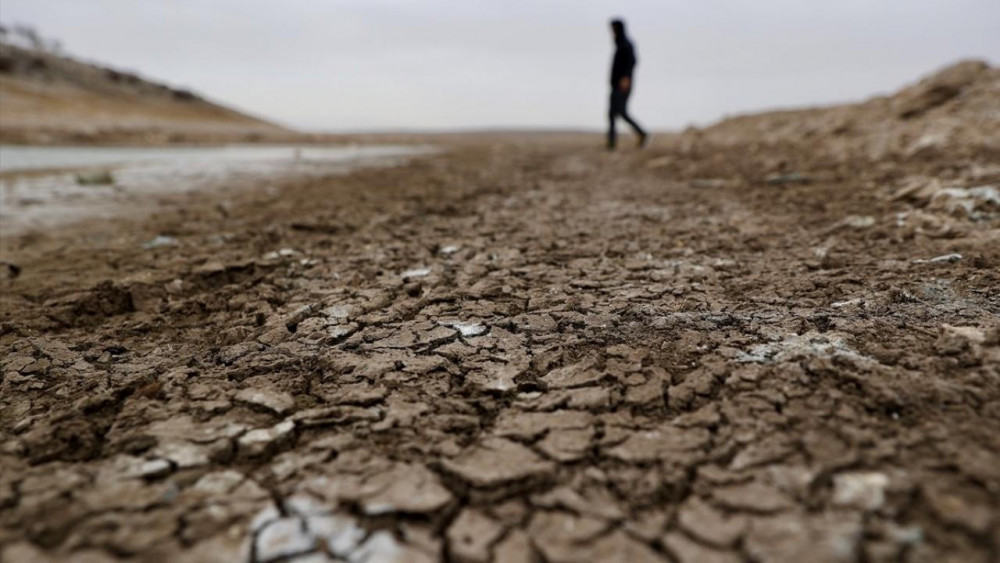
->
xmin=1 ymin=63 xmax=999 ymax=562
xmin=0 ymin=43 xmax=291 ymax=145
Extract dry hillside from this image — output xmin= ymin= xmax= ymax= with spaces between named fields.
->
xmin=0 ymin=43 xmax=292 ymax=144
xmin=696 ymin=60 xmax=1000 ymax=163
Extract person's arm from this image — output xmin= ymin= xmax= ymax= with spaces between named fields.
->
xmin=618 ymin=43 xmax=635 ymax=91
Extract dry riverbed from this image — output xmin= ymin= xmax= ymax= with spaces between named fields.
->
xmin=1 ymin=124 xmax=999 ymax=563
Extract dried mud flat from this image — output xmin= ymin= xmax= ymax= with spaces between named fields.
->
xmin=2 ymin=64 xmax=1000 ymax=562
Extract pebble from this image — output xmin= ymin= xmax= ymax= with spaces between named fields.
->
xmin=142 ymin=235 xmax=179 ymax=249
xmin=912 ymin=253 xmax=962 ymax=264
xmin=239 ymin=420 xmax=296 ymax=457
xmin=445 ymin=321 xmax=487 ymax=337
xmin=151 ymin=441 xmax=211 ymax=469
xmin=832 ymin=471 xmax=889 ymax=510
xmin=134 ymin=459 xmax=172 ymax=480
xmin=842 ymin=215 xmax=875 ymax=228
xmin=831 ymin=298 xmax=862 ymax=308
xmin=401 ymin=267 xmax=431 ymax=279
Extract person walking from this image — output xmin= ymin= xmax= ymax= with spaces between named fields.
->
xmin=608 ymin=19 xmax=648 ymax=150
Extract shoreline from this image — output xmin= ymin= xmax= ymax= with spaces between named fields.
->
xmin=0 ymin=143 xmax=434 ymax=237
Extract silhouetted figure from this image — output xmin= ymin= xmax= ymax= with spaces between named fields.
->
xmin=608 ymin=19 xmax=647 ymax=150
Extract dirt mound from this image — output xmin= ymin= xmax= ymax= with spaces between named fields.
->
xmin=0 ymin=43 xmax=292 ymax=144
xmin=892 ymin=60 xmax=991 ymax=118
xmin=697 ymin=59 xmax=1000 ymax=164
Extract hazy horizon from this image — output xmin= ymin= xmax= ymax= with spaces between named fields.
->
xmin=3 ymin=1 xmax=998 ymax=133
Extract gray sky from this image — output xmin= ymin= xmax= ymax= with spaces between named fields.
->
xmin=3 ymin=1 xmax=998 ymax=132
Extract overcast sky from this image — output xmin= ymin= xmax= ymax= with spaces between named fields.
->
xmin=3 ymin=1 xmax=998 ymax=132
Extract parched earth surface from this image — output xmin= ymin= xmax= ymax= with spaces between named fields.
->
xmin=2 ymin=67 xmax=1000 ymax=562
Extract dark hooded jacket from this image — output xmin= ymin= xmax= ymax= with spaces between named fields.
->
xmin=610 ymin=31 xmax=637 ymax=88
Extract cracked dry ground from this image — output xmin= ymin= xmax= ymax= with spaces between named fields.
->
xmin=1 ymin=141 xmax=999 ymax=563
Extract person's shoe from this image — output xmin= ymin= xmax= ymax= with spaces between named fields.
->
xmin=638 ymin=133 xmax=651 ymax=149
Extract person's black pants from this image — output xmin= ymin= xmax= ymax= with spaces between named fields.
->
xmin=608 ymin=88 xmax=645 ymax=148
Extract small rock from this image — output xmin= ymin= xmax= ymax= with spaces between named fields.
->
xmin=402 ymin=267 xmax=431 ymax=279
xmin=443 ymin=320 xmax=487 ymax=337
xmin=239 ymin=420 xmax=296 ymax=458
xmin=912 ymin=253 xmax=962 ymax=264
xmin=134 ymin=459 xmax=172 ymax=480
xmin=324 ymin=304 xmax=353 ymax=320
xmin=142 ymin=235 xmax=179 ymax=249
xmin=832 ymin=472 xmax=889 ymax=510
xmin=841 ymin=215 xmax=875 ymax=229
xmin=151 ymin=441 xmax=211 ymax=469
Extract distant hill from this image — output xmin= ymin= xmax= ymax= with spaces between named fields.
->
xmin=697 ymin=60 xmax=999 ymax=162
xmin=0 ymin=42 xmax=294 ymax=144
